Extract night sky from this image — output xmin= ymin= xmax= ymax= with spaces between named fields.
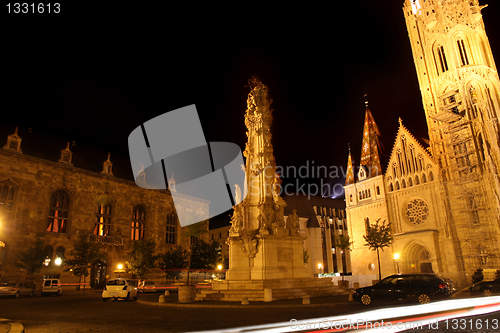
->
xmin=2 ymin=1 xmax=500 ymax=199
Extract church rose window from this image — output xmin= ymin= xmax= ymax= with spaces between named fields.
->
xmin=405 ymin=198 xmax=430 ymax=225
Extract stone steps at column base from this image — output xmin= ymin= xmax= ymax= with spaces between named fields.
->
xmin=195 ymin=286 xmax=349 ymax=302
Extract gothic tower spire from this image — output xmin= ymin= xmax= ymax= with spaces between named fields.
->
xmin=345 ymin=144 xmax=355 ymax=185
xmin=359 ymin=95 xmax=382 ymax=177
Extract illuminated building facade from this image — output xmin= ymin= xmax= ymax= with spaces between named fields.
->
xmin=345 ymin=0 xmax=500 ymax=288
xmin=0 ymin=127 xmax=208 ymax=287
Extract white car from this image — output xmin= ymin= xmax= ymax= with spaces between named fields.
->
xmin=41 ymin=279 xmax=63 ymax=297
xmin=102 ymin=278 xmax=138 ymax=302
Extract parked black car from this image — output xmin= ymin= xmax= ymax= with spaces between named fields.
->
xmin=470 ymin=279 xmax=500 ymax=296
xmin=353 ymin=273 xmax=454 ymax=306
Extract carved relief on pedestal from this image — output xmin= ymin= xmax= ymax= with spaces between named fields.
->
xmin=239 ymin=235 xmax=259 ymax=258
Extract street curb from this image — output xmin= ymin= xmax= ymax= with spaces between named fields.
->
xmin=136 ymin=297 xmax=341 ymax=309
xmin=0 ymin=319 xmax=24 ymax=333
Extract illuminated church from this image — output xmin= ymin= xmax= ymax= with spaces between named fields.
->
xmin=344 ymin=0 xmax=500 ymax=288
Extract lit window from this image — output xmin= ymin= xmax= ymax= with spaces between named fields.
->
xmin=94 ymin=202 xmax=112 ymax=236
xmin=131 ymin=206 xmax=146 ymax=240
xmin=166 ymin=214 xmax=176 ymax=245
xmin=0 ymin=183 xmax=16 ymax=226
xmin=46 ymin=190 xmax=70 ymax=233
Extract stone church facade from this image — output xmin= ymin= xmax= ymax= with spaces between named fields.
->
xmin=0 ymin=127 xmax=208 ymax=287
xmin=345 ymin=0 xmax=500 ymax=288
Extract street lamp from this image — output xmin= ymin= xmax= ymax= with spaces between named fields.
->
xmin=116 ymin=264 xmax=124 ymax=278
xmin=393 ymin=253 xmax=400 ymax=274
xmin=54 ymin=257 xmax=62 ymax=266
xmin=317 ymin=263 xmax=323 ymax=275
xmin=217 ymin=264 xmax=222 ymax=280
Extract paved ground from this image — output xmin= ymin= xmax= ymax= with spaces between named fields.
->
xmin=0 ymin=288 xmax=498 ymax=332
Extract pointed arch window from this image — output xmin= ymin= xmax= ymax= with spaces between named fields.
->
xmin=0 ymin=183 xmax=16 ymax=226
xmin=94 ymin=202 xmax=112 ymax=237
xmin=166 ymin=214 xmax=177 ymax=245
xmin=364 ymin=217 xmax=370 ymax=235
xmin=131 ymin=206 xmax=146 ymax=240
xmin=46 ymin=190 xmax=70 ymax=233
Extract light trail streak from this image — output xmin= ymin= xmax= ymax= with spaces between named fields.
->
xmin=190 ymin=296 xmax=500 ymax=333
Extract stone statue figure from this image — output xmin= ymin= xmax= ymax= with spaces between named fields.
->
xmin=235 ymin=184 xmax=242 ymax=204
xmin=272 ymin=172 xmax=282 ymax=198
xmin=287 ymin=209 xmax=300 ymax=236
xmin=169 ymin=174 xmax=177 ymax=192
xmin=230 ymin=207 xmax=242 ymax=233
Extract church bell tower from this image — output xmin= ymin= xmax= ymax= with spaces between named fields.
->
xmin=403 ymin=0 xmax=500 ymax=277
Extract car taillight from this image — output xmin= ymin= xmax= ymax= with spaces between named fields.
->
xmin=438 ymin=283 xmax=447 ymax=289
xmin=11 ymin=288 xmax=16 ymax=291
xmin=122 ymin=285 xmax=128 ymax=290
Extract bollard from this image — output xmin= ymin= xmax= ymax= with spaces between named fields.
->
xmin=264 ymin=288 xmax=272 ymax=302
xmin=159 ymin=295 xmax=166 ymax=303
xmin=302 ymin=296 xmax=310 ymax=305
xmin=349 ymin=290 xmax=353 ymax=302
xmin=164 ymin=290 xmax=170 ymax=296
xmin=241 ymin=297 xmax=249 ymax=305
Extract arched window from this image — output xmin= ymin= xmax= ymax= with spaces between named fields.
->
xmin=415 ymin=175 xmax=420 ymax=185
xmin=376 ymin=186 xmax=380 ymax=195
xmin=457 ymin=38 xmax=470 ymax=66
xmin=408 ymin=177 xmax=413 ymax=187
xmin=43 ymin=245 xmax=53 ymax=266
xmin=94 ymin=202 xmax=112 ymax=236
xmin=402 ymin=179 xmax=407 ymax=189
xmin=131 ymin=206 xmax=146 ymax=240
xmin=428 ymin=170 xmax=434 ymax=181
xmin=396 ymin=182 xmax=400 ymax=190
xmin=364 ymin=217 xmax=370 ymax=235
xmin=55 ymin=247 xmax=65 ymax=265
xmin=47 ymin=189 xmax=70 ymax=233
xmin=166 ymin=214 xmax=177 ymax=245
xmin=0 ymin=183 xmax=16 ymax=227
xmin=389 ymin=183 xmax=394 ymax=192
xmin=434 ymin=44 xmax=449 ymax=74
xmin=422 ymin=173 xmax=427 ymax=183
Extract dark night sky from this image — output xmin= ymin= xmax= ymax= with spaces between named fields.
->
xmin=2 ymin=1 xmax=500 ymax=198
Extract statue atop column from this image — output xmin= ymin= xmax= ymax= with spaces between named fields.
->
xmin=230 ymin=76 xmax=286 ymax=237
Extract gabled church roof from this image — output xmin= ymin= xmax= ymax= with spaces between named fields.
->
xmin=385 ymin=118 xmax=435 ymax=179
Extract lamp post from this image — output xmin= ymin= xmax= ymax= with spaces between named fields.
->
xmin=116 ymin=264 xmax=124 ymax=278
xmin=217 ymin=264 xmax=222 ymax=280
xmin=393 ymin=253 xmax=400 ymax=274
